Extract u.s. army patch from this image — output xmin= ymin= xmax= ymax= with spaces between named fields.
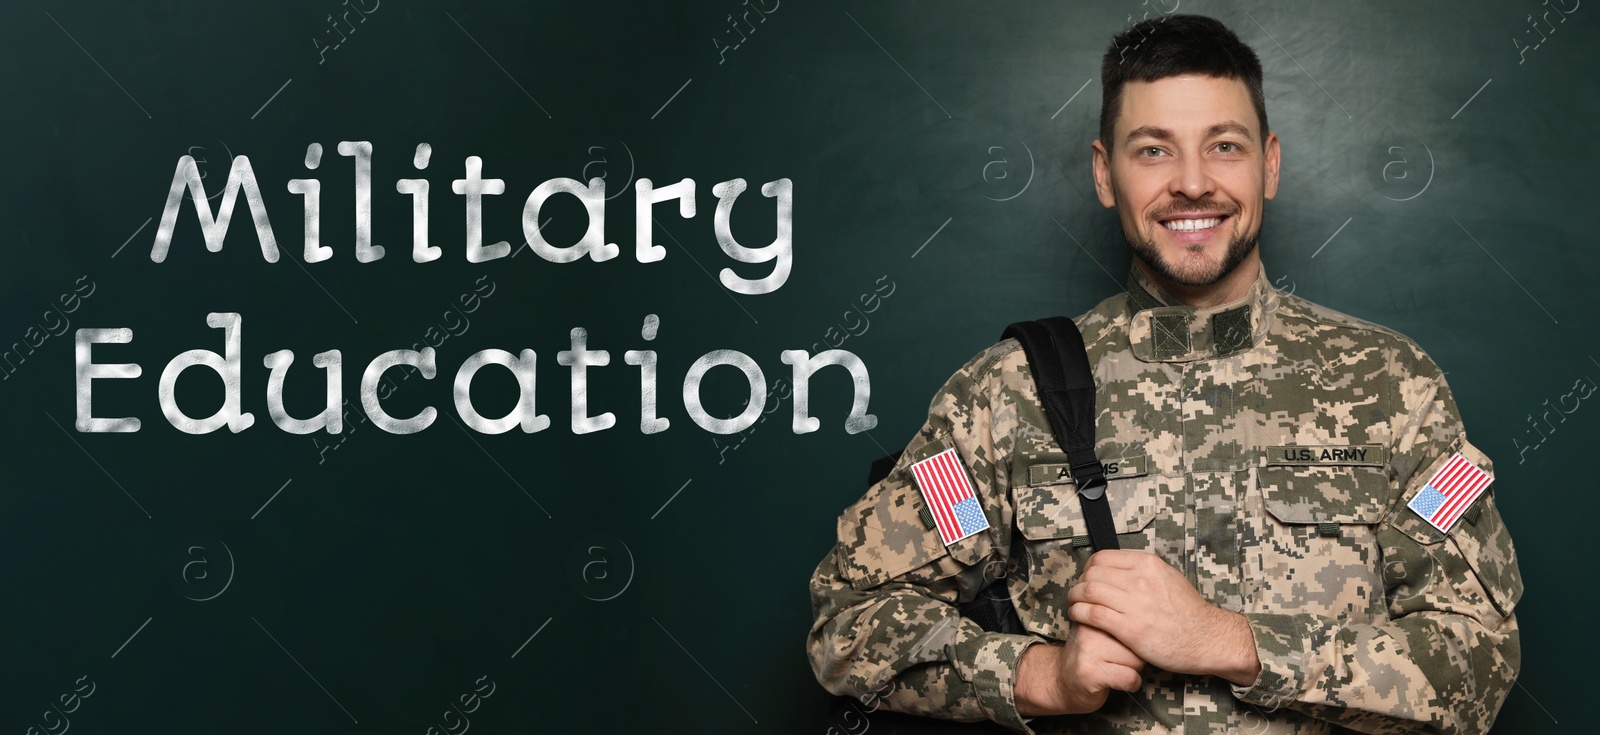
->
xmin=1267 ymin=444 xmax=1384 ymax=466
xmin=1407 ymin=452 xmax=1493 ymax=534
xmin=908 ymin=448 xmax=990 ymax=546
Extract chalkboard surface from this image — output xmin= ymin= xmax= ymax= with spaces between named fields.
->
xmin=1 ymin=1 xmax=1589 ymax=732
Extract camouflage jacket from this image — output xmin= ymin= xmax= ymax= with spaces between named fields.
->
xmin=807 ymin=262 xmax=1523 ymax=734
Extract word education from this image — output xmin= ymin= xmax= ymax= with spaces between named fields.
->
xmin=73 ymin=314 xmax=875 ymax=437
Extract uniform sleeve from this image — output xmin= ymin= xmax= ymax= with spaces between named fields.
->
xmin=1231 ymin=363 xmax=1524 ymax=735
xmin=806 ymin=344 xmax=1050 ymax=734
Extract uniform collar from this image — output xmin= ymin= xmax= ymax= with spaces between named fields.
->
xmin=1124 ymin=261 xmax=1276 ymax=363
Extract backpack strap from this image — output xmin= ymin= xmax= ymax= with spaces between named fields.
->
xmin=1001 ymin=318 xmax=1120 ymax=552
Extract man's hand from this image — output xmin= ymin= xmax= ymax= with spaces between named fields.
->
xmin=1015 ymin=622 xmax=1145 ymax=716
xmin=1064 ymin=550 xmax=1261 ymax=686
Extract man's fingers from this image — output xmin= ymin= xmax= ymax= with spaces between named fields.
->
xmin=1068 ymin=600 xmax=1127 ymax=633
xmin=1066 ymin=578 xmax=1132 ymax=612
xmin=1098 ymin=662 xmax=1144 ymax=693
xmin=1076 ymin=624 xmax=1144 ymax=670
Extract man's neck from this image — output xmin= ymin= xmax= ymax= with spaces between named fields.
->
xmin=1135 ymin=252 xmax=1262 ymax=309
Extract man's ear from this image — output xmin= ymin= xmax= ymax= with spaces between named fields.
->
xmin=1263 ymin=130 xmax=1281 ymax=201
xmin=1091 ymin=139 xmax=1117 ymax=209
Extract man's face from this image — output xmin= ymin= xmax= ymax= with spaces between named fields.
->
xmin=1092 ymin=73 xmax=1280 ymax=288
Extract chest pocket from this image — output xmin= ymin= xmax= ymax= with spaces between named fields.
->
xmin=1007 ymin=459 xmax=1163 ymax=639
xmin=1250 ymin=463 xmax=1391 ymax=619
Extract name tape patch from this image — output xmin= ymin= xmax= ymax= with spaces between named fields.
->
xmin=1267 ymin=444 xmax=1384 ymax=466
xmin=1027 ymin=454 xmax=1149 ymax=486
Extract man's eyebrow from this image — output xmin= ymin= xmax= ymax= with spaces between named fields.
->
xmin=1124 ymin=121 xmax=1255 ymax=146
xmin=1205 ymin=121 xmax=1255 ymax=142
xmin=1124 ymin=125 xmax=1173 ymax=145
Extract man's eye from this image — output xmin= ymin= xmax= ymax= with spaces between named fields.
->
xmin=1140 ymin=147 xmax=1164 ymax=158
xmin=1217 ymin=142 xmax=1239 ymax=153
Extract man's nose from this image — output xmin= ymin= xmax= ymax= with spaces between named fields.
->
xmin=1169 ymin=153 xmax=1216 ymax=200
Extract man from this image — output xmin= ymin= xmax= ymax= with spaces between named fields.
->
xmin=807 ymin=13 xmax=1522 ymax=735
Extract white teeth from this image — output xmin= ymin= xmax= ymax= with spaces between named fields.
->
xmin=1163 ymin=216 xmax=1222 ymax=232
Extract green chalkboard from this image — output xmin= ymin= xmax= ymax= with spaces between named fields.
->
xmin=1 ymin=1 xmax=1589 ymax=732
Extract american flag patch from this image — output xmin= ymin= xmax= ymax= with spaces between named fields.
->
xmin=909 ymin=448 xmax=990 ymax=546
xmin=1407 ymin=452 xmax=1493 ymax=534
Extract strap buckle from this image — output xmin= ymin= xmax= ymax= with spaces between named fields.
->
xmin=1070 ymin=459 xmax=1107 ymax=501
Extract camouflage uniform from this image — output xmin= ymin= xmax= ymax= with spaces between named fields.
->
xmin=807 ymin=262 xmax=1522 ymax=734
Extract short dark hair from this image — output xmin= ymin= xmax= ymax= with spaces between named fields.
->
xmin=1099 ymin=14 xmax=1268 ymax=149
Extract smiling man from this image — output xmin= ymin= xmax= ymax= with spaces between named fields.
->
xmin=808 ymin=13 xmax=1522 ymax=735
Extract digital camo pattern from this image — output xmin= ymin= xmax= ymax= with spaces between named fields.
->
xmin=806 ymin=263 xmax=1522 ymax=734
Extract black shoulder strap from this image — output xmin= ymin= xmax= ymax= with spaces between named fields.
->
xmin=1001 ymin=318 xmax=1120 ymax=552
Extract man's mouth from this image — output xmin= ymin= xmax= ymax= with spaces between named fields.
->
xmin=1160 ymin=214 xmax=1231 ymax=232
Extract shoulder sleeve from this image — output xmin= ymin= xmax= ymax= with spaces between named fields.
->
xmin=1233 ymin=345 xmax=1524 ymax=735
xmin=807 ymin=341 xmax=1048 ymax=734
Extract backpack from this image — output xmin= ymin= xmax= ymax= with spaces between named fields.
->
xmin=822 ymin=317 xmax=1119 ymax=732
xmin=876 ymin=316 xmax=1120 ymax=635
